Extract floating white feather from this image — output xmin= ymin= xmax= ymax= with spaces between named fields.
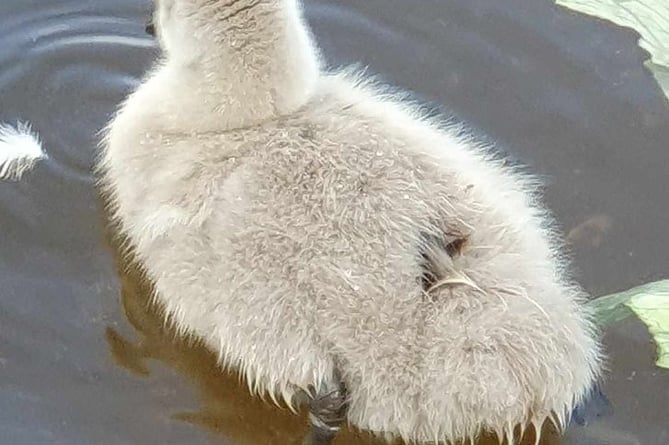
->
xmin=0 ymin=121 xmax=46 ymax=180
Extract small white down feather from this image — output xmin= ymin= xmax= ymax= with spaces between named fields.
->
xmin=0 ymin=121 xmax=46 ymax=180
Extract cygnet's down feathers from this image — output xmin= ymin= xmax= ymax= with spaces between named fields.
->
xmin=100 ymin=1 xmax=602 ymax=443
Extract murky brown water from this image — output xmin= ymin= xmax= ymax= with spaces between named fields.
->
xmin=1 ymin=0 xmax=668 ymax=444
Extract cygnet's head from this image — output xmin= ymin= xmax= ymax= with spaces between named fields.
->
xmin=146 ymin=0 xmax=314 ymax=66
xmin=145 ymin=0 xmax=320 ymax=117
xmin=147 ymin=0 xmax=207 ymax=62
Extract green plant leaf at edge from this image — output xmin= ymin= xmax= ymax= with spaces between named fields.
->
xmin=556 ymin=0 xmax=669 ymax=99
xmin=626 ymin=289 xmax=669 ymax=369
xmin=588 ymin=279 xmax=669 ymax=369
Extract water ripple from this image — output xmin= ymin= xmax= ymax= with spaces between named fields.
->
xmin=0 ymin=3 xmax=156 ymax=183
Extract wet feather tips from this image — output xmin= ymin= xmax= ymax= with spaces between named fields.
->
xmin=0 ymin=121 xmax=46 ymax=180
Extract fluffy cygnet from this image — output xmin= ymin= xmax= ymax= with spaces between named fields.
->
xmin=99 ymin=1 xmax=602 ymax=443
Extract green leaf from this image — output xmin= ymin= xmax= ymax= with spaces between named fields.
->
xmin=587 ymin=287 xmax=636 ymax=328
xmin=588 ymin=279 xmax=669 ymax=369
xmin=556 ymin=0 xmax=669 ymax=98
xmin=625 ymin=288 xmax=669 ymax=369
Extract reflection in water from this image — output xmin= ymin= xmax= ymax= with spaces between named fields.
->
xmin=566 ymin=215 xmax=613 ymax=248
xmin=101 ymin=198 xmax=559 ymax=445
xmin=104 ymin=265 xmax=314 ymax=444
xmin=102 ymin=206 xmax=384 ymax=445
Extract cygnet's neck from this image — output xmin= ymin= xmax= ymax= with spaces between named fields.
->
xmin=153 ymin=0 xmax=320 ymax=132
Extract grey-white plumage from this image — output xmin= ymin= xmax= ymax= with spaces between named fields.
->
xmin=98 ymin=1 xmax=602 ymax=443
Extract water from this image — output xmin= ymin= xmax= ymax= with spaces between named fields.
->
xmin=1 ymin=0 xmax=668 ymax=444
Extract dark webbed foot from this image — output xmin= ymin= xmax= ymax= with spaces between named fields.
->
xmin=571 ymin=383 xmax=612 ymax=426
xmin=301 ymin=379 xmax=348 ymax=445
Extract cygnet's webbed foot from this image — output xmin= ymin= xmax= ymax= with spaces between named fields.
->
xmin=301 ymin=379 xmax=348 ymax=445
xmin=571 ymin=383 xmax=612 ymax=426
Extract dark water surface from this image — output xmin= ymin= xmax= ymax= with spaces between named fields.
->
xmin=1 ymin=0 xmax=668 ymax=444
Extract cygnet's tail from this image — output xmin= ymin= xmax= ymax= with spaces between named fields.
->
xmin=343 ymin=229 xmax=602 ymax=444
xmin=0 ymin=121 xmax=46 ymax=180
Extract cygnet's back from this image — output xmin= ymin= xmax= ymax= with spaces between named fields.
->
xmin=100 ymin=1 xmax=601 ymax=443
